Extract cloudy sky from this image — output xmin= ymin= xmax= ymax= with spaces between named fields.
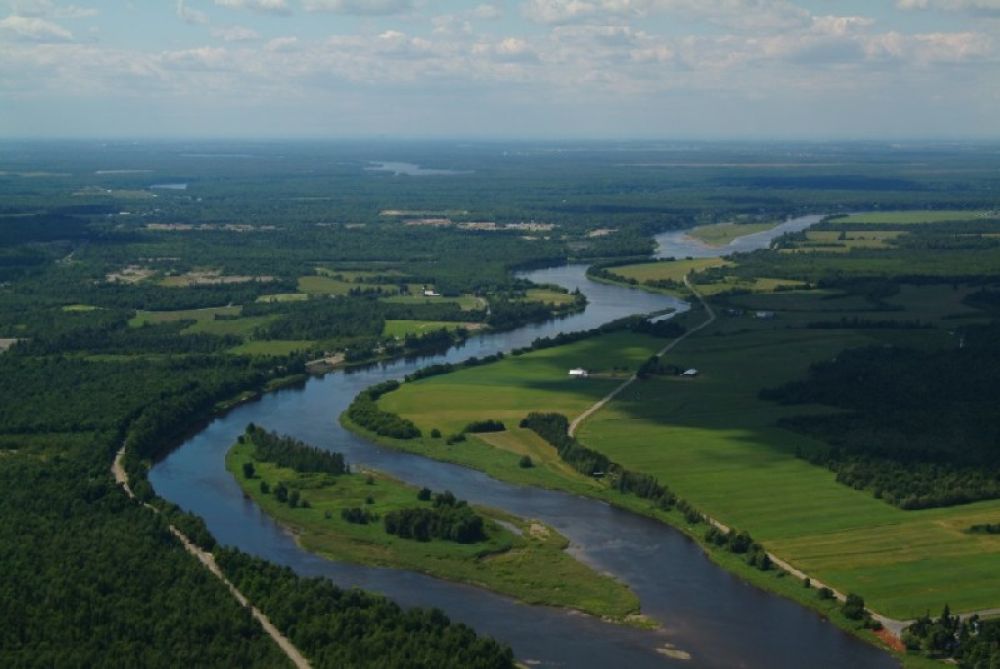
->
xmin=1 ymin=0 xmax=998 ymax=138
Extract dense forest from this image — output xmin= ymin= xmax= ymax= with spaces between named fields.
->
xmin=762 ymin=323 xmax=1000 ymax=509
xmin=244 ymin=425 xmax=348 ymax=476
xmin=217 ymin=549 xmax=514 ymax=669
xmin=383 ymin=490 xmax=487 ymax=544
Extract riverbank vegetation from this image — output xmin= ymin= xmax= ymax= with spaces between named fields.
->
xmin=226 ymin=432 xmax=641 ymax=622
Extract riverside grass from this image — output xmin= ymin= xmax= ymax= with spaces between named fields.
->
xmin=686 ymin=220 xmax=781 ymax=245
xmin=226 ymin=440 xmax=641 ymax=623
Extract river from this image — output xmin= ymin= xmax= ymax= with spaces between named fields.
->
xmin=150 ymin=214 xmax=896 ymax=668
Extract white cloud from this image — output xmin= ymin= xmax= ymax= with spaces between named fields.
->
xmin=177 ymin=0 xmax=209 ymax=25
xmin=897 ymin=0 xmax=1000 ymax=13
xmin=212 ymin=25 xmax=260 ymax=41
xmin=522 ymin=0 xmax=810 ymax=31
xmin=9 ymin=1 xmax=96 ymax=19
xmin=0 ymin=13 xmax=72 ymax=40
xmin=214 ymin=0 xmax=291 ymax=15
xmin=265 ymin=35 xmax=298 ymax=51
xmin=302 ymin=0 xmax=413 ymax=14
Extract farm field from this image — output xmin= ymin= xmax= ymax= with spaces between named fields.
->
xmin=129 ymin=305 xmax=242 ymax=327
xmin=578 ymin=321 xmax=1000 ymax=619
xmin=609 ymin=257 xmax=730 ymax=284
xmin=373 ymin=282 xmax=1000 ymax=621
xmin=381 ymin=293 xmax=485 ymax=310
xmin=382 ymin=320 xmax=480 ymax=338
xmin=227 ymin=339 xmax=315 ymax=356
xmin=298 ymin=275 xmax=399 ymax=296
xmin=517 ymin=288 xmax=576 ymax=305
xmin=687 ymin=220 xmax=780 ymax=245
xmin=832 ymin=210 xmax=999 ymax=225
xmin=226 ymin=440 xmax=640 ymax=621
xmin=379 ymin=331 xmax=663 ymax=439
xmin=780 ymin=230 xmax=903 ymax=253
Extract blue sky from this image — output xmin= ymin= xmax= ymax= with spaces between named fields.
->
xmin=0 ymin=0 xmax=997 ymax=138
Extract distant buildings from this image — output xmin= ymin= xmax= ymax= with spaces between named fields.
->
xmin=568 ymin=368 xmax=589 ymax=378
xmin=755 ymin=310 xmax=776 ymax=320
xmin=682 ymin=368 xmax=700 ymax=377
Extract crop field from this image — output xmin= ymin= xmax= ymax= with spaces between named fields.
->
xmin=227 ymin=339 xmax=315 ymax=356
xmin=183 ymin=315 xmax=275 ymax=337
xmin=227 ymin=441 xmax=639 ymax=620
xmin=780 ymin=230 xmax=903 ymax=253
xmin=129 ymin=305 xmax=242 ymax=327
xmin=382 ymin=320 xmax=479 ymax=338
xmin=609 ymin=258 xmax=730 ymax=284
xmin=576 ymin=302 xmax=1000 ymax=619
xmin=374 ymin=283 xmax=1000 ymax=620
xmin=380 ymin=331 xmax=662 ymax=438
xmin=518 ymin=288 xmax=576 ymax=305
xmin=687 ymin=220 xmax=780 ymax=245
xmin=380 ymin=293 xmax=485 ymax=310
xmin=255 ymin=293 xmax=308 ymax=303
xmin=298 ymin=275 xmax=398 ymax=296
xmin=832 ymin=210 xmax=998 ymax=225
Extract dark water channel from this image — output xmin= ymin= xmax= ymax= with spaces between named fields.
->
xmin=151 ymin=215 xmax=895 ymax=668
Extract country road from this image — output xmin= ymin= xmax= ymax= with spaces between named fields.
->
xmin=112 ymin=447 xmax=313 ymax=669
xmin=568 ymin=274 xmax=716 ymax=438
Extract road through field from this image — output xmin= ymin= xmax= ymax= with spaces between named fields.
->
xmin=568 ymin=274 xmax=716 ymax=437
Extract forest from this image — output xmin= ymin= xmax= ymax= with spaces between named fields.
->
xmin=762 ymin=323 xmax=1000 ymax=509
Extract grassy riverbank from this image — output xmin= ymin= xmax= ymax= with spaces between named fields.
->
xmin=226 ymin=440 xmax=642 ymax=624
xmin=686 ymin=220 xmax=782 ymax=245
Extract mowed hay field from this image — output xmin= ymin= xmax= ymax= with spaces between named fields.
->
xmin=380 ymin=331 xmax=662 ymax=437
xmin=577 ymin=322 xmax=1000 ymax=620
xmin=610 ymin=257 xmax=730 ymax=284
xmin=687 ymin=220 xmax=781 ymax=245
xmin=832 ymin=210 xmax=999 ymax=225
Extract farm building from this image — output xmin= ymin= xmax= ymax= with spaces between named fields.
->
xmin=568 ymin=368 xmax=589 ymax=378
xmin=682 ymin=368 xmax=699 ymax=377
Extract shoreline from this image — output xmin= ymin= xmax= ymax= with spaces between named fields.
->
xmin=224 ymin=440 xmax=648 ymax=628
xmin=338 ymin=411 xmax=912 ymax=663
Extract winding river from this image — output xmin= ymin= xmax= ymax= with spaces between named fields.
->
xmin=150 ymin=215 xmax=897 ymax=668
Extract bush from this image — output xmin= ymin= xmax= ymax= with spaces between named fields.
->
xmin=518 ymin=455 xmax=533 ymax=468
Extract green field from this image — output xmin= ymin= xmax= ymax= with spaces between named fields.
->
xmin=372 ymin=286 xmax=1000 ymax=621
xmin=226 ymin=441 xmax=640 ymax=621
xmin=380 ymin=332 xmax=662 ymax=438
xmin=518 ymin=288 xmax=576 ymax=306
xmin=382 ymin=320 xmax=479 ymax=338
xmin=228 ymin=340 xmax=315 ymax=356
xmin=578 ymin=323 xmax=1000 ymax=619
xmin=297 ymin=275 xmax=363 ymax=295
xmin=255 ymin=292 xmax=308 ymax=303
xmin=609 ymin=258 xmax=730 ymax=284
xmin=832 ymin=210 xmax=998 ymax=225
xmin=687 ymin=220 xmax=780 ymax=245
xmin=183 ymin=315 xmax=275 ymax=337
xmin=781 ymin=230 xmax=903 ymax=253
xmin=381 ymin=294 xmax=485 ymax=310
xmin=129 ymin=305 xmax=242 ymax=327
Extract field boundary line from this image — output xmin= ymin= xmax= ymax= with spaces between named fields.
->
xmin=112 ymin=447 xmax=313 ymax=669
